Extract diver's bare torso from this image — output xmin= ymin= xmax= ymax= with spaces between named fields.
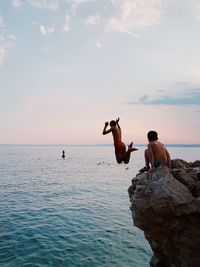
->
xmin=111 ymin=127 xmax=121 ymax=143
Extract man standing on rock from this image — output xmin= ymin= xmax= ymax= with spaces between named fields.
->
xmin=140 ymin=130 xmax=171 ymax=172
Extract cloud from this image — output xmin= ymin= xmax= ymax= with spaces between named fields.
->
xmin=12 ymin=0 xmax=23 ymax=8
xmin=33 ymin=21 xmax=56 ymax=35
xmin=68 ymin=0 xmax=94 ymax=7
xmin=106 ymin=0 xmax=166 ymax=36
xmin=188 ymin=74 xmax=200 ymax=86
xmin=136 ymin=91 xmax=200 ymax=105
xmin=85 ymin=13 xmax=100 ymax=25
xmin=136 ymin=76 xmax=200 ymax=106
xmin=28 ymin=0 xmax=59 ymax=11
xmin=0 ymin=16 xmax=16 ymax=66
xmin=173 ymin=73 xmax=200 ymax=91
xmin=62 ymin=14 xmax=70 ymax=31
xmin=95 ymin=39 xmax=103 ymax=48
xmin=40 ymin=25 xmax=55 ymax=35
xmin=32 ymin=21 xmax=39 ymax=26
xmin=67 ymin=0 xmax=95 ymax=15
xmin=139 ymin=95 xmax=149 ymax=102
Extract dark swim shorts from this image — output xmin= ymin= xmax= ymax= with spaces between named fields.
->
xmin=114 ymin=141 xmax=126 ymax=154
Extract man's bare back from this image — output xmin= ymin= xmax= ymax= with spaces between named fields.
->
xmin=148 ymin=141 xmax=169 ymax=164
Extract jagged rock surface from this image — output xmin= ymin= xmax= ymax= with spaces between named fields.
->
xmin=128 ymin=159 xmax=200 ymax=267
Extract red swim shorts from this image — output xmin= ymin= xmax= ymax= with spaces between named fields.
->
xmin=114 ymin=140 xmax=126 ymax=154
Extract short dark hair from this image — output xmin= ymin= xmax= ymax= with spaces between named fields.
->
xmin=110 ymin=120 xmax=116 ymax=127
xmin=147 ymin=131 xmax=158 ymax=141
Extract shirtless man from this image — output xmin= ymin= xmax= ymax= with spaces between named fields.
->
xmin=102 ymin=118 xmax=138 ymax=164
xmin=140 ymin=131 xmax=171 ymax=172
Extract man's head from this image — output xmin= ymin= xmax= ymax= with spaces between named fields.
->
xmin=110 ymin=120 xmax=116 ymax=127
xmin=147 ymin=131 xmax=158 ymax=141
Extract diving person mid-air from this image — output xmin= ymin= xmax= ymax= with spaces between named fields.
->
xmin=102 ymin=118 xmax=138 ymax=164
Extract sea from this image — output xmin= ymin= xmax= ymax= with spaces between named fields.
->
xmin=0 ymin=144 xmax=199 ymax=267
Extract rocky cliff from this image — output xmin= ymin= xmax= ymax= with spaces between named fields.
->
xmin=128 ymin=159 xmax=200 ymax=267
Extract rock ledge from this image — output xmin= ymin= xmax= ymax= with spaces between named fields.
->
xmin=128 ymin=159 xmax=200 ymax=267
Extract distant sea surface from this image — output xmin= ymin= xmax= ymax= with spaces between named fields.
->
xmin=0 ymin=145 xmax=199 ymax=267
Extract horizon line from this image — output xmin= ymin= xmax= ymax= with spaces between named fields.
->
xmin=0 ymin=143 xmax=200 ymax=147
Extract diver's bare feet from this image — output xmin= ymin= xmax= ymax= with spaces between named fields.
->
xmin=128 ymin=142 xmax=133 ymax=148
xmin=128 ymin=142 xmax=138 ymax=152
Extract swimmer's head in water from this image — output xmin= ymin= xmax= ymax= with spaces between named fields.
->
xmin=110 ymin=120 xmax=116 ymax=127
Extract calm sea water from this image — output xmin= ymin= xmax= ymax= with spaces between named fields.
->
xmin=0 ymin=145 xmax=199 ymax=267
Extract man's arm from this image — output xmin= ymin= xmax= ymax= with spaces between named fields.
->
xmin=166 ymin=149 xmax=171 ymax=169
xmin=116 ymin=117 xmax=120 ymax=129
xmin=102 ymin=122 xmax=112 ymax=135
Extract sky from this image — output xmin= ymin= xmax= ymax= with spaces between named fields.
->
xmin=0 ymin=0 xmax=200 ymax=144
